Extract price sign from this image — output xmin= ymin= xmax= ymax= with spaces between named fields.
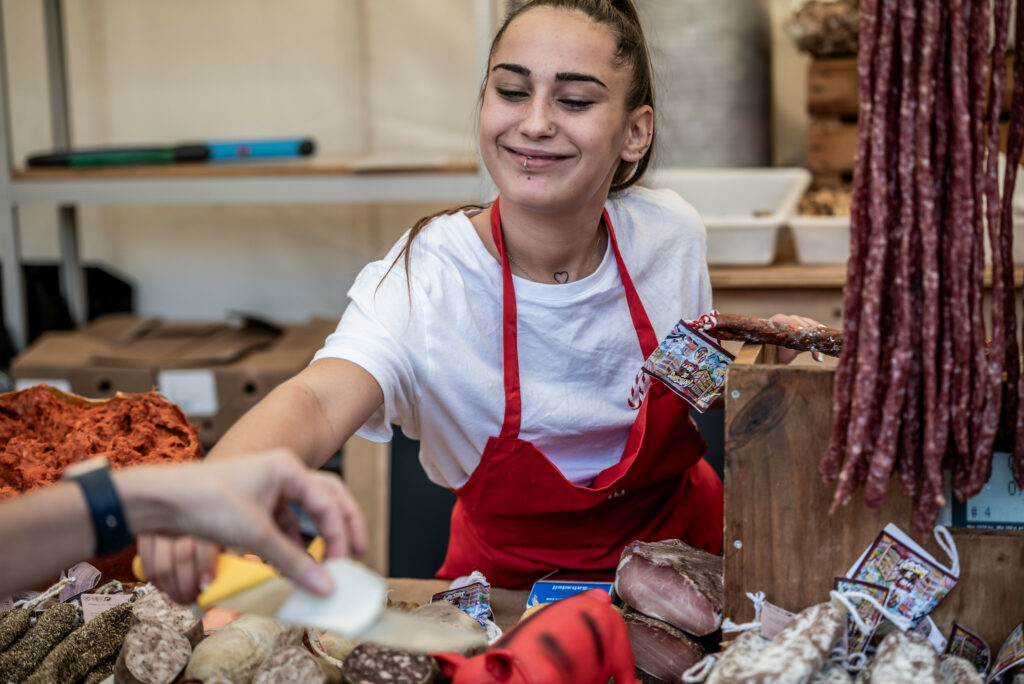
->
xmin=951 ymin=452 xmax=1024 ymax=529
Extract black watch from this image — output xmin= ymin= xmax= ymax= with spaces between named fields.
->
xmin=63 ymin=457 xmax=134 ymax=557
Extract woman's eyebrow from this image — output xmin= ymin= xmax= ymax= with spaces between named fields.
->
xmin=491 ymin=63 xmax=608 ymax=89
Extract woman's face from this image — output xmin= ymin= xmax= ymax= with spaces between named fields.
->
xmin=479 ymin=7 xmax=650 ymax=215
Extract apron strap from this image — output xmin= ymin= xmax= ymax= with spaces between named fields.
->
xmin=490 ymin=199 xmax=658 ymax=440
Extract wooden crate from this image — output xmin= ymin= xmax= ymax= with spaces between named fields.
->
xmin=723 ymin=343 xmax=1024 ymax=649
xmin=805 ymin=56 xmax=1018 ymax=177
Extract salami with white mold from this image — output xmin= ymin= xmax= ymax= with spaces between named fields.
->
xmin=614 ymin=539 xmax=723 ymax=637
xmin=620 ymin=604 xmax=705 ymax=682
xmin=709 ymin=601 xmax=844 ymax=684
xmin=938 ymin=655 xmax=983 ymax=684
xmin=863 ymin=629 xmax=941 ymax=683
xmin=706 ymin=630 xmax=769 ymax=684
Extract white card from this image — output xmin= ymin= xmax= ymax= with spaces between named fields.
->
xmin=157 ymin=369 xmax=218 ymax=416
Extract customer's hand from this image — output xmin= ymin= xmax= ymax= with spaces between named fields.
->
xmin=126 ymin=449 xmax=367 ymax=603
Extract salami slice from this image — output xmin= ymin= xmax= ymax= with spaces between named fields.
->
xmin=130 ymin=589 xmax=203 ymax=647
xmin=342 ymin=642 xmax=436 ymax=684
xmin=253 ymin=645 xmax=340 ymax=684
xmin=114 ymin=619 xmax=191 ymax=684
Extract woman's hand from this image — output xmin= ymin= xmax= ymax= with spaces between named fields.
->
xmin=767 ymin=313 xmax=826 ymax=365
xmin=125 ymin=449 xmax=368 ymax=603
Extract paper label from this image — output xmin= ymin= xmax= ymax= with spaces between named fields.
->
xmin=946 ymin=622 xmax=991 ymax=675
xmin=15 ymin=377 xmax=72 ymax=393
xmin=0 ymin=596 xmax=13 ymax=612
xmin=81 ymin=593 xmax=132 ymax=622
xmin=846 ymin=524 xmax=957 ymax=627
xmin=759 ymin=601 xmax=795 ymax=639
xmin=432 ymin=581 xmax=493 ymax=628
xmin=833 ymin=577 xmax=889 ymax=653
xmin=527 ymin=580 xmax=613 ymax=608
xmin=643 ymin=319 xmax=734 ymax=413
xmin=989 ymin=623 xmax=1024 ymax=683
xmin=157 ymin=369 xmax=218 ymax=416
xmin=59 ymin=562 xmax=101 ymax=603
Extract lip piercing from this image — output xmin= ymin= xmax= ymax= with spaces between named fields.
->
xmin=524 ymin=156 xmax=531 ymax=169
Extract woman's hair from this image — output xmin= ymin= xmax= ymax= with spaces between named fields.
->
xmin=385 ymin=0 xmax=654 ymax=285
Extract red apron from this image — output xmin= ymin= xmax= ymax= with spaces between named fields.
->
xmin=437 ymin=197 xmax=723 ymax=588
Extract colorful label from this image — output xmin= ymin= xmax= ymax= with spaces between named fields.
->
xmin=989 ymin=623 xmax=1024 ymax=683
xmin=833 ymin=577 xmax=889 ymax=653
xmin=946 ymin=623 xmax=991 ymax=675
xmin=643 ymin=319 xmax=734 ymax=413
xmin=847 ymin=524 xmax=957 ymax=627
xmin=432 ymin=581 xmax=493 ymax=628
xmin=527 ymin=580 xmax=612 ymax=609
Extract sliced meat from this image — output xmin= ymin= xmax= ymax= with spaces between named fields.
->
xmin=253 ymin=645 xmax=340 ymax=684
xmin=131 ymin=589 xmax=203 ymax=647
xmin=342 ymin=642 xmax=436 ymax=684
xmin=614 ymin=539 xmax=723 ymax=637
xmin=620 ymin=605 xmax=705 ymax=682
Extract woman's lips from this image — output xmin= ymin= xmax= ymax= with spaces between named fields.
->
xmin=507 ymin=147 xmax=569 ymax=171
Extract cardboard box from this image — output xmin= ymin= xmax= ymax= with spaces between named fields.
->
xmin=11 ymin=314 xmax=338 ymax=445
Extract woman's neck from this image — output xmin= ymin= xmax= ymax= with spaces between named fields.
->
xmin=471 ymin=199 xmax=609 ymax=284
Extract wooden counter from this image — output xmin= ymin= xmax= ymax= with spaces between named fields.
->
xmin=386 ymin=578 xmax=529 ymax=632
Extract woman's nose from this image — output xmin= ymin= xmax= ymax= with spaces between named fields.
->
xmin=519 ymin=100 xmax=555 ymax=138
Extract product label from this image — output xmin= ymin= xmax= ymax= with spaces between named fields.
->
xmin=157 ymin=369 xmax=218 ymax=416
xmin=833 ymin=577 xmax=889 ymax=653
xmin=15 ymin=377 xmax=72 ymax=393
xmin=527 ymin=580 xmax=613 ymax=608
xmin=0 ymin=596 xmax=13 ymax=612
xmin=989 ymin=623 xmax=1024 ymax=683
xmin=432 ymin=581 xmax=493 ymax=628
xmin=946 ymin=623 xmax=990 ymax=675
xmin=81 ymin=593 xmax=132 ymax=622
xmin=847 ymin=524 xmax=958 ymax=627
xmin=759 ymin=601 xmax=795 ymax=639
xmin=58 ymin=562 xmax=101 ymax=603
xmin=642 ymin=318 xmax=734 ymax=413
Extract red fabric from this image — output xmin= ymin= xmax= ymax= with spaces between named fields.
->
xmin=437 ymin=198 xmax=723 ymax=588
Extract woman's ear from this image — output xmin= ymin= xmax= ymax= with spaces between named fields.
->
xmin=620 ymin=105 xmax=654 ymax=163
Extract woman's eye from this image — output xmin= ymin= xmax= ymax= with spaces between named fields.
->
xmin=496 ymin=88 xmax=528 ymax=101
xmin=560 ymin=99 xmax=593 ymax=110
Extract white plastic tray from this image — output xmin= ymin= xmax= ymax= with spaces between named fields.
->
xmin=644 ymin=167 xmax=812 ymax=266
xmin=789 ymin=214 xmax=851 ymax=265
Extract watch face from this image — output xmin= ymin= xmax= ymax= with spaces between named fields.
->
xmin=61 ymin=456 xmax=111 ymax=480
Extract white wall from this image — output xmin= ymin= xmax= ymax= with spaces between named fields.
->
xmin=4 ymin=0 xmax=803 ymax=322
xmin=4 ymin=0 xmax=478 ymax=322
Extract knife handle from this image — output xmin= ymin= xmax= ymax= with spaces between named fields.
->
xmin=131 ymin=536 xmax=327 ymax=609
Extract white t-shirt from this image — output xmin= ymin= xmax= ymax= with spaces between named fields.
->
xmin=313 ymin=185 xmax=712 ymax=490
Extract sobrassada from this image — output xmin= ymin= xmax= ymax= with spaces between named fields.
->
xmin=342 ymin=642 xmax=436 ymax=684
xmin=620 ymin=604 xmax=706 ymax=682
xmin=114 ymin=619 xmax=191 ymax=684
xmin=25 ymin=600 xmax=133 ymax=684
xmin=253 ymin=645 xmax=341 ymax=684
xmin=614 ymin=539 xmax=723 ymax=636
xmin=0 ymin=602 xmax=78 ymax=682
xmin=130 ymin=589 xmax=203 ymax=647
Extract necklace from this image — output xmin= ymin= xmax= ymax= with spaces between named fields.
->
xmin=504 ymin=225 xmax=607 ymax=284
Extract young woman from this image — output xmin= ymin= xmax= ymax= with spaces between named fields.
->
xmin=141 ymin=0 xmax=810 ymax=602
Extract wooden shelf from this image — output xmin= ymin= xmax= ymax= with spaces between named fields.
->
xmin=710 ymin=264 xmax=847 ymax=289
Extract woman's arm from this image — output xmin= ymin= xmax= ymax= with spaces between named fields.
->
xmin=206 ymin=357 xmax=386 ymax=468
xmin=0 ymin=450 xmax=366 ymax=598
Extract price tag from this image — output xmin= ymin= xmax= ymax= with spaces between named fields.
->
xmin=157 ymin=369 xmax=218 ymax=417
xmin=0 ymin=596 xmax=13 ymax=612
xmin=59 ymin=562 xmax=101 ymax=603
xmin=81 ymin=593 xmax=132 ymax=622
xmin=952 ymin=452 xmax=1024 ymax=529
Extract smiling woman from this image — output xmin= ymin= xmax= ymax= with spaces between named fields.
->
xmin=137 ymin=0 xmax=730 ymax=598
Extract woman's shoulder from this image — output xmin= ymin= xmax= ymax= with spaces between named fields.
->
xmin=608 ymin=185 xmax=706 ymax=239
